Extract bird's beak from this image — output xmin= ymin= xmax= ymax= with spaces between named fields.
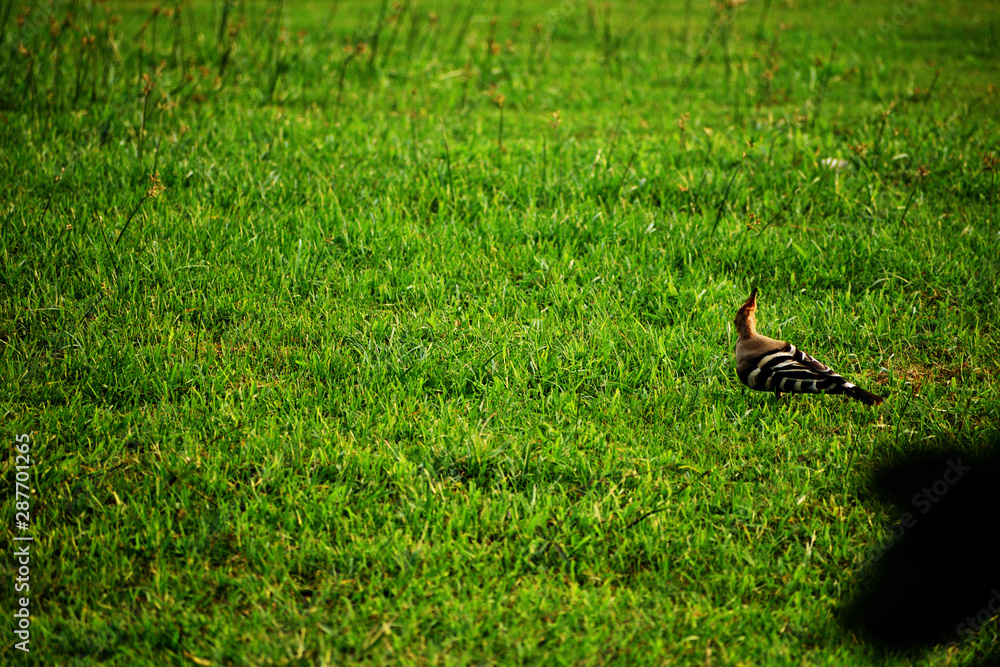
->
xmin=744 ymin=288 xmax=758 ymax=309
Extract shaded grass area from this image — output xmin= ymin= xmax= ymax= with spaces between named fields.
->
xmin=2 ymin=0 xmax=1000 ymax=664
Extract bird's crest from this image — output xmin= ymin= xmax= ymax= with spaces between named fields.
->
xmin=734 ymin=287 xmax=758 ymax=339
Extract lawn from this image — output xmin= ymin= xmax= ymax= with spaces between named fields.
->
xmin=2 ymin=0 xmax=999 ymax=664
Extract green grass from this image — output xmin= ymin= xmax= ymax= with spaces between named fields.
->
xmin=2 ymin=0 xmax=999 ymax=664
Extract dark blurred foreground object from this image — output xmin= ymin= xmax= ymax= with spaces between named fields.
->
xmin=844 ymin=443 xmax=1000 ymax=661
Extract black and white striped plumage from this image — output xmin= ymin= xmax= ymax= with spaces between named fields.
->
xmin=734 ymin=288 xmax=884 ymax=405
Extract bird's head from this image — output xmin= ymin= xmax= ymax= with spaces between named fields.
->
xmin=734 ymin=288 xmax=758 ymax=337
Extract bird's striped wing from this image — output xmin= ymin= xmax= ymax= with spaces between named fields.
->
xmin=740 ymin=343 xmax=852 ymax=395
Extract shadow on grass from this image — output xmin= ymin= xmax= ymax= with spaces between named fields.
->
xmin=843 ymin=437 xmax=1000 ymax=665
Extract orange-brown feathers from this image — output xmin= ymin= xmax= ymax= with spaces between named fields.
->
xmin=734 ymin=287 xmax=759 ymax=341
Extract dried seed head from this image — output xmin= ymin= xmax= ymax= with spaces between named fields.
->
xmin=146 ymin=173 xmax=165 ymax=199
xmin=983 ymin=152 xmax=998 ymax=173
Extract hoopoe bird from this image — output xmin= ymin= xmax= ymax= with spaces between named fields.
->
xmin=733 ymin=288 xmax=884 ymax=405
